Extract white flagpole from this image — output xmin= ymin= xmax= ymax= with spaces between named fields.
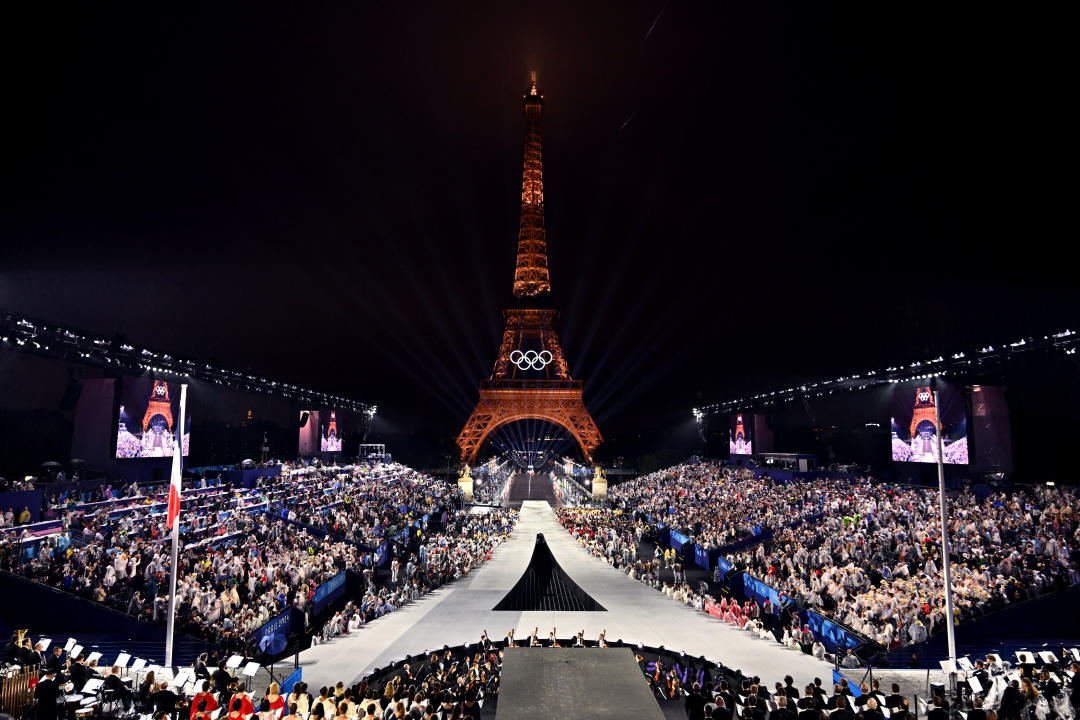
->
xmin=933 ymin=389 xmax=958 ymax=698
xmin=164 ymin=383 xmax=188 ymax=670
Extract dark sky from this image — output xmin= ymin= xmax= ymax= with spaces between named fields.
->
xmin=1 ymin=2 xmax=1074 ymax=445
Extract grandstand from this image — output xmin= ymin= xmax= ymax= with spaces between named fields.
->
xmin=3 ymin=11 xmax=1078 ymax=719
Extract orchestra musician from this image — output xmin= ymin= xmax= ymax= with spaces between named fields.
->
xmin=34 ymin=669 xmax=61 ymax=720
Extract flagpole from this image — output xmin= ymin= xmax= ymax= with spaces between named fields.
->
xmin=164 ymin=383 xmax=188 ymax=670
xmin=933 ymin=389 xmax=958 ymax=701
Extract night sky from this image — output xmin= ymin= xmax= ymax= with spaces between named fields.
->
xmin=2 ymin=3 xmax=1075 ymax=448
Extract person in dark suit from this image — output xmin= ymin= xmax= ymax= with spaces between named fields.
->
xmin=799 ymin=703 xmax=825 ymax=720
xmin=828 ymin=694 xmax=855 ymax=720
xmin=68 ymin=656 xmax=90 ymax=691
xmin=34 ymin=670 xmax=61 ymax=720
xmin=103 ymin=666 xmax=133 ymax=709
xmin=1039 ymin=670 xmax=1061 ymax=700
xmin=885 ymin=683 xmax=905 ymax=710
xmin=973 ymin=662 xmax=991 ymax=693
xmin=1070 ymin=663 xmax=1080 ymax=710
xmin=710 ymin=696 xmax=733 ymax=720
xmin=783 ymin=676 xmax=800 ymax=701
xmin=193 ymin=654 xmax=210 ymax=681
xmin=926 ymin=696 xmax=949 ymax=720
xmin=859 ymin=697 xmax=886 ymax=720
xmin=716 ymin=681 xmax=735 ymax=713
xmin=212 ymin=663 xmax=233 ymax=695
xmin=44 ymin=648 xmax=65 ymax=677
xmin=3 ymin=634 xmax=20 ymax=665
xmin=967 ymin=697 xmax=988 ymax=720
xmin=14 ymin=640 xmax=37 ymax=667
xmin=685 ymin=682 xmax=708 ymax=720
xmin=797 ymin=686 xmax=819 ymax=710
xmin=772 ymin=695 xmax=798 ymax=720
xmin=745 ymin=695 xmax=766 ymax=720
xmin=149 ymin=681 xmax=179 ymax=719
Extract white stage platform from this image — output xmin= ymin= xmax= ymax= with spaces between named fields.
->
xmin=281 ymin=501 xmax=834 ymax=689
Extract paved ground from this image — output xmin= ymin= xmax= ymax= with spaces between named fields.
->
xmin=278 ymin=500 xmax=835 ymax=690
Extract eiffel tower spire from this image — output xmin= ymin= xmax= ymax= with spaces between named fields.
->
xmin=513 ymin=70 xmax=551 ymax=299
xmin=458 ymin=78 xmax=602 ymax=466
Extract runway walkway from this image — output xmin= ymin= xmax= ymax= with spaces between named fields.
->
xmin=507 ymin=471 xmax=558 ymax=507
xmin=280 ymin=501 xmax=833 ymax=689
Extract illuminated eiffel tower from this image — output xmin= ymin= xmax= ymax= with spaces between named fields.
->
xmin=456 ymin=73 xmax=601 ymax=465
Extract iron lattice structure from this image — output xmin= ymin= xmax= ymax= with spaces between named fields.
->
xmin=457 ymin=75 xmax=601 ymax=464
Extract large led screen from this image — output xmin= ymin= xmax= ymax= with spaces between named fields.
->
xmin=298 ymin=410 xmax=320 ymax=457
xmin=729 ymin=412 xmax=752 ymax=455
xmin=116 ymin=378 xmax=191 ymax=458
xmin=321 ymin=409 xmax=343 ymax=452
xmin=890 ymin=383 xmax=968 ymax=464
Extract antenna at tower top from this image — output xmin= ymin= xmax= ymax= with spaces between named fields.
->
xmin=529 ymin=70 xmax=538 ymax=96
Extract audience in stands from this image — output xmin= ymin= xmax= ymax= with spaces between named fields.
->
xmin=567 ymin=460 xmax=1079 ymax=654
xmin=0 ymin=462 xmax=517 ymax=660
xmin=724 ymin=482 xmax=1079 ymax=649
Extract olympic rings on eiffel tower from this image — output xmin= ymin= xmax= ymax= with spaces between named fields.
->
xmin=510 ymin=349 xmax=553 ymax=370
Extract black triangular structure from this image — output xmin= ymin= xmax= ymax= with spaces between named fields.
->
xmin=493 ymin=533 xmax=605 ymax=611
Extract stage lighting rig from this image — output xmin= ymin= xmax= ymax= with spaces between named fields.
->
xmin=0 ymin=308 xmax=376 ymax=415
xmin=693 ymin=327 xmax=1079 ymax=416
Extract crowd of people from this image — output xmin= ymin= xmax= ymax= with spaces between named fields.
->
xmin=0 ymin=461 xmax=518 ymax=659
xmin=303 ymin=631 xmax=1080 ymax=720
xmin=8 ymin=623 xmax=1080 ymax=720
xmin=723 ymin=481 xmax=1079 ymax=649
xmin=597 ymin=460 xmax=1080 ymax=651
xmin=608 ymin=462 xmax=830 ymax=549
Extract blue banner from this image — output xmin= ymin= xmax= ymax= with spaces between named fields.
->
xmin=799 ymin=609 xmax=863 ymax=655
xmin=251 ymin=608 xmax=292 ymax=657
xmin=740 ymin=573 xmax=785 ymax=608
xmin=714 ymin=556 xmax=733 ymax=581
xmin=694 ymin=544 xmax=710 ymax=570
xmin=281 ymin=667 xmax=302 ymax=695
xmin=312 ymin=570 xmax=347 ymax=615
xmin=669 ymin=530 xmax=689 ymax=552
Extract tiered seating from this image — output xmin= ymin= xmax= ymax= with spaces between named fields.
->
xmin=571 ymin=460 xmax=1080 ymax=656
xmin=0 ymin=461 xmax=519 ymax=662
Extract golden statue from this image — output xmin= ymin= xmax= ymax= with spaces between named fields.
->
xmin=457 ymin=464 xmax=474 ymax=502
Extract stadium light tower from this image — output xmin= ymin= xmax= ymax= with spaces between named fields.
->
xmin=933 ymin=388 xmax=958 ymax=695
xmin=362 ymin=404 xmax=377 ymax=442
xmin=693 ymin=408 xmax=708 ymax=453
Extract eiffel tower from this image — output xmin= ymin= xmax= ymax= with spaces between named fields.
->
xmin=456 ymin=73 xmax=602 ymax=465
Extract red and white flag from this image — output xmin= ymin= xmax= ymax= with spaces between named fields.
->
xmin=166 ymin=384 xmax=187 ymax=531
xmin=167 ymin=436 xmax=182 ymax=529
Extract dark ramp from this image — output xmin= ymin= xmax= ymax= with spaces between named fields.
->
xmin=493 ymin=533 xmax=605 ymax=611
xmin=507 ymin=471 xmax=557 ymax=508
xmin=496 ymin=647 xmax=665 ymax=720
